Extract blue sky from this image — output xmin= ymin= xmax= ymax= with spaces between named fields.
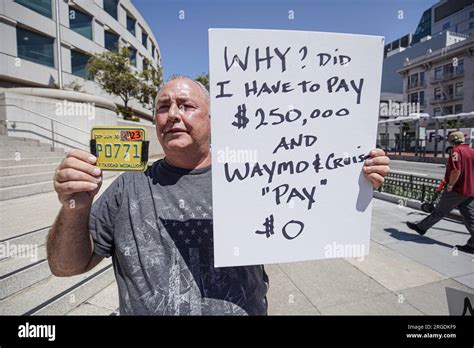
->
xmin=132 ymin=0 xmax=437 ymax=80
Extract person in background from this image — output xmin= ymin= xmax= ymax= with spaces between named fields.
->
xmin=407 ymin=131 xmax=474 ymax=254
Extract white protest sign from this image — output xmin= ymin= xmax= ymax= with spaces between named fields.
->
xmin=209 ymin=29 xmax=384 ymax=267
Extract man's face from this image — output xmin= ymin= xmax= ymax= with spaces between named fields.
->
xmin=155 ymin=78 xmax=210 ymax=154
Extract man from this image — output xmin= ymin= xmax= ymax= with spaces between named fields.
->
xmin=407 ymin=131 xmax=474 ymax=254
xmin=47 ymin=76 xmax=390 ymax=315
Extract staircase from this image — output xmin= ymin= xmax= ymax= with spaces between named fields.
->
xmin=0 ymin=136 xmax=65 ymax=201
xmin=0 ymin=135 xmax=119 ymax=315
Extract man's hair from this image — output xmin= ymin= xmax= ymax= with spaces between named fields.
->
xmin=155 ymin=74 xmax=209 ymax=104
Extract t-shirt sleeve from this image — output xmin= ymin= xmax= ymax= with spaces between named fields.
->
xmin=89 ymin=175 xmax=125 ymax=257
xmin=450 ymin=149 xmax=462 ymax=171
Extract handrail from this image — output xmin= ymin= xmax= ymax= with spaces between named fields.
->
xmin=0 ymin=104 xmax=89 ymax=134
xmin=0 ymin=103 xmax=90 ymax=150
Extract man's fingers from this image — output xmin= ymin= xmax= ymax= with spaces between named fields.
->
xmin=364 ymin=165 xmax=390 ymax=176
xmin=365 ymin=156 xmax=390 ymax=166
xmin=366 ymin=173 xmax=384 ymax=189
xmin=67 ymin=148 xmax=97 ymax=165
xmin=54 ymin=180 xmax=98 ymax=195
xmin=59 ymin=157 xmax=101 ymax=176
xmin=56 ymin=168 xmax=102 ymax=184
xmin=369 ymin=148 xmax=386 ymax=157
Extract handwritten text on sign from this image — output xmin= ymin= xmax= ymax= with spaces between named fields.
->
xmin=209 ymin=29 xmax=384 ymax=267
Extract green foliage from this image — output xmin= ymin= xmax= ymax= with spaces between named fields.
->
xmin=195 ymin=73 xmax=209 ymax=91
xmin=87 ymin=47 xmax=162 ymax=120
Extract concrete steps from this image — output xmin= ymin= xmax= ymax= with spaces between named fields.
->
xmin=0 ymin=223 xmax=116 ymax=315
xmin=0 ymin=136 xmax=66 ymax=201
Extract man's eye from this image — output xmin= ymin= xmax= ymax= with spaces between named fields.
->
xmin=157 ymin=105 xmax=169 ymax=111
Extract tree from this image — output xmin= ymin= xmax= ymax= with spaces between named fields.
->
xmin=87 ymin=46 xmax=141 ymax=120
xmin=139 ymin=57 xmax=163 ymax=118
xmin=195 ymin=73 xmax=209 ymax=91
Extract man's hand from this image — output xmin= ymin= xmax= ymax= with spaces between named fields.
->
xmin=363 ymin=148 xmax=390 ymax=189
xmin=54 ymin=149 xmax=102 ymax=210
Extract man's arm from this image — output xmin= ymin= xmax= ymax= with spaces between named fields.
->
xmin=47 ymin=149 xmax=104 ymax=277
xmin=47 ymin=206 xmax=103 ymax=277
xmin=447 ymin=169 xmax=461 ymax=192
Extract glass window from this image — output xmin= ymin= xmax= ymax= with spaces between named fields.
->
xmin=456 ymin=59 xmax=464 ymax=74
xmin=454 ymin=104 xmax=462 ymax=114
xmin=16 ymin=27 xmax=54 ymax=67
xmin=410 ymin=93 xmax=418 ymax=104
xmin=103 ymin=0 xmax=118 ymax=20
xmin=128 ymin=46 xmax=137 ymax=66
xmin=409 ymin=73 xmax=418 ymax=88
xmin=442 ymin=22 xmax=450 ymax=30
xmin=433 ymin=107 xmax=441 ymax=117
xmin=443 ymin=63 xmax=453 ymax=77
xmin=127 ymin=15 xmax=136 ymax=35
xmin=419 ymin=71 xmax=424 ymax=85
xmin=104 ymin=30 xmax=119 ymax=51
xmin=69 ymin=7 xmax=93 ymax=40
xmin=151 ymin=44 xmax=155 ymax=58
xmin=142 ymin=32 xmax=148 ymax=49
xmin=15 ymin=0 xmax=52 ymax=18
xmin=470 ymin=22 xmax=474 ymax=29
xmin=445 ymin=85 xmax=453 ymax=99
xmin=470 ymin=11 xmax=474 ymax=18
xmin=434 ymin=87 xmax=442 ymax=100
xmin=434 ymin=67 xmax=443 ymax=80
xmin=419 ymin=91 xmax=425 ymax=106
xmin=71 ymin=49 xmax=90 ymax=79
xmin=455 ymin=82 xmax=463 ymax=96
xmin=442 ymin=106 xmax=453 ymax=115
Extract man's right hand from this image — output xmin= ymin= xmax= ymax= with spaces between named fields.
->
xmin=54 ymin=149 xmax=102 ymax=210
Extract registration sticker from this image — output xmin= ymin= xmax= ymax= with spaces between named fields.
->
xmin=90 ymin=127 xmax=149 ymax=172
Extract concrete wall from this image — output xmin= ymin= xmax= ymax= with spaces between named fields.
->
xmin=0 ymin=90 xmax=164 ymax=157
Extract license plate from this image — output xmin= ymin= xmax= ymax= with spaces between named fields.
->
xmin=90 ymin=127 xmax=149 ymax=172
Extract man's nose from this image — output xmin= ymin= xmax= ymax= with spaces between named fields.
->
xmin=167 ymin=103 xmax=182 ymax=122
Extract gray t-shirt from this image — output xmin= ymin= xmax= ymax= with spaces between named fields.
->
xmin=89 ymin=159 xmax=269 ymax=315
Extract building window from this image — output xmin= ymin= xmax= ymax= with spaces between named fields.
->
xmin=470 ymin=22 xmax=474 ymax=29
xmin=69 ymin=7 xmax=93 ymax=40
xmin=443 ymin=63 xmax=454 ymax=77
xmin=419 ymin=71 xmax=424 ymax=85
xmin=104 ymin=30 xmax=119 ymax=51
xmin=470 ymin=10 xmax=474 ymax=18
xmin=127 ymin=15 xmax=136 ymax=35
xmin=409 ymin=73 xmax=419 ymax=88
xmin=445 ymin=85 xmax=453 ymax=99
xmin=433 ymin=107 xmax=441 ymax=117
xmin=434 ymin=67 xmax=443 ymax=80
xmin=455 ymin=59 xmax=464 ymax=74
xmin=71 ymin=49 xmax=91 ymax=79
xmin=419 ymin=91 xmax=425 ymax=106
xmin=454 ymin=104 xmax=462 ymax=114
xmin=103 ymin=0 xmax=118 ymax=20
xmin=409 ymin=92 xmax=419 ymax=104
xmin=151 ymin=44 xmax=155 ymax=58
xmin=128 ymin=46 xmax=137 ymax=66
xmin=455 ymin=82 xmax=463 ymax=97
xmin=442 ymin=106 xmax=453 ymax=115
xmin=142 ymin=32 xmax=148 ymax=49
xmin=16 ymin=27 xmax=54 ymax=67
xmin=434 ymin=87 xmax=442 ymax=100
xmin=15 ymin=0 xmax=52 ymax=18
xmin=442 ymin=22 xmax=450 ymax=31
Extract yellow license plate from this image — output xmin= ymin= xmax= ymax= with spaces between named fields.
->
xmin=90 ymin=127 xmax=149 ymax=172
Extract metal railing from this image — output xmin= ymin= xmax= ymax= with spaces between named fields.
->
xmin=378 ymin=172 xmax=443 ymax=203
xmin=0 ymin=104 xmax=89 ymax=150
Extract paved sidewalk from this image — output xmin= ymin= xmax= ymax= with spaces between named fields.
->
xmin=266 ymin=198 xmax=474 ymax=315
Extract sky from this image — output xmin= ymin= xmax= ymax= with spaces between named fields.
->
xmin=132 ymin=0 xmax=438 ymax=80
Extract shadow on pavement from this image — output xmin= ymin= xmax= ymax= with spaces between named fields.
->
xmin=384 ymin=228 xmax=454 ymax=249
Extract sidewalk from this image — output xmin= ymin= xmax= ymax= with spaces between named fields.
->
xmin=1 ymin=176 xmax=472 ymax=315
xmin=267 ymin=198 xmax=474 ymax=315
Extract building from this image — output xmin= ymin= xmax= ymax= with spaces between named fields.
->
xmin=382 ymin=0 xmax=474 ymax=94
xmin=0 ymin=0 xmax=162 ymax=119
xmin=398 ymin=35 xmax=474 ymax=119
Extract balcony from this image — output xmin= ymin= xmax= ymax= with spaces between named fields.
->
xmin=430 ymin=70 xmax=464 ymax=84
xmin=406 ymin=82 xmax=426 ymax=91
xmin=430 ymin=94 xmax=464 ymax=104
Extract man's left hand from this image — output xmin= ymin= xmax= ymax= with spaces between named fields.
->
xmin=363 ymin=148 xmax=390 ymax=189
